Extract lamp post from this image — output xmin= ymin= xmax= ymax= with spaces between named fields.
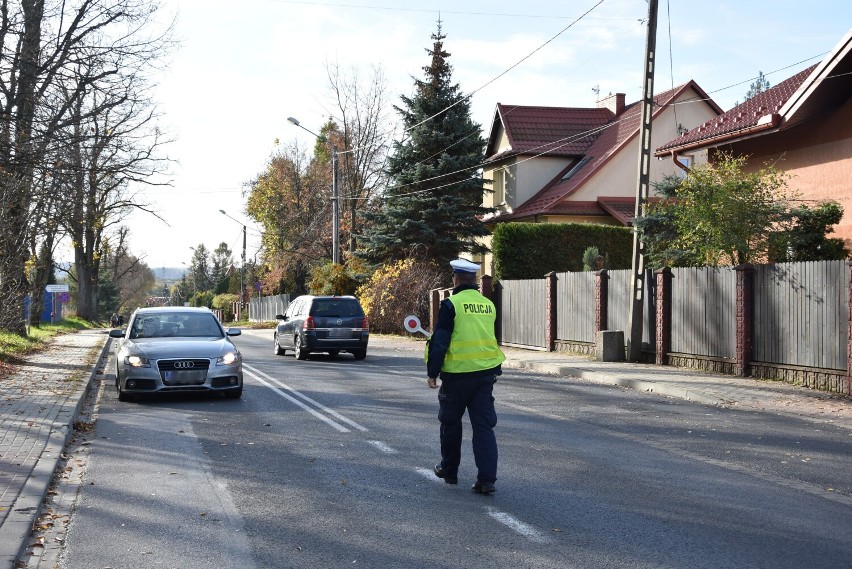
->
xmin=287 ymin=116 xmax=340 ymax=264
xmin=219 ymin=209 xmax=247 ymax=321
xmin=181 ymin=261 xmax=195 ymax=303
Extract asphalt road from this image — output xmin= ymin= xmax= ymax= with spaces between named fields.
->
xmin=53 ymin=331 xmax=852 ymax=569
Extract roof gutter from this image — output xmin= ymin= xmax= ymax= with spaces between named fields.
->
xmin=654 ymin=113 xmax=781 ymax=157
xmin=670 ymin=150 xmax=691 ymax=174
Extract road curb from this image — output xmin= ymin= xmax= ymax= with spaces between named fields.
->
xmin=502 ymin=359 xmax=727 ymax=407
xmin=0 ymin=332 xmax=110 ymax=567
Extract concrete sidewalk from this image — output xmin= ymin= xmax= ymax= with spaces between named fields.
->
xmin=0 ymin=330 xmax=849 ymax=567
xmin=0 ymin=329 xmax=109 ymax=568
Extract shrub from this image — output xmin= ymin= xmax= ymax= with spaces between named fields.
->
xmin=308 ymin=256 xmax=371 ymax=296
xmin=212 ymin=293 xmax=239 ymax=322
xmin=493 ymin=222 xmax=632 ymax=279
xmin=356 ymin=259 xmax=446 ymax=334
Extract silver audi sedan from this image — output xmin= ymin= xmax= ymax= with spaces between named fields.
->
xmin=109 ymin=306 xmax=243 ymax=401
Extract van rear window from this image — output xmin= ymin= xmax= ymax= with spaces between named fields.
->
xmin=310 ymin=299 xmax=363 ymax=317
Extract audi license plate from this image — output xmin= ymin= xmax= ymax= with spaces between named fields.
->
xmin=163 ymin=370 xmax=206 ymax=384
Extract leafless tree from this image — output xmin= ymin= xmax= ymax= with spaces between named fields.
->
xmin=325 ymin=62 xmax=393 ymax=254
xmin=100 ymin=226 xmax=154 ymax=316
xmin=60 ymin=74 xmax=172 ymax=321
xmin=0 ymin=0 xmax=174 ymax=332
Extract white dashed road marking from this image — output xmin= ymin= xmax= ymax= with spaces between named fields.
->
xmin=367 ymin=440 xmax=398 ymax=454
xmin=486 ymin=507 xmax=550 ymax=543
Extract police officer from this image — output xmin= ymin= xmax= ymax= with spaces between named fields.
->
xmin=427 ymin=259 xmax=506 ymax=494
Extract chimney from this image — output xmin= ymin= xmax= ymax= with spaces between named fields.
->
xmin=596 ymin=92 xmax=626 ymax=116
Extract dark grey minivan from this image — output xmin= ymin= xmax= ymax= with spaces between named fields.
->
xmin=274 ymin=295 xmax=369 ymax=360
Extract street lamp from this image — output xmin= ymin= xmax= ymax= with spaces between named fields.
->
xmin=219 ymin=209 xmax=247 ymax=321
xmin=180 ymin=261 xmax=195 ymax=301
xmin=287 ymin=116 xmax=340 ymax=264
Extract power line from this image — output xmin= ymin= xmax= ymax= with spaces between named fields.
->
xmin=403 ymin=0 xmax=609 ymax=135
xmin=266 ymin=0 xmax=637 ymax=21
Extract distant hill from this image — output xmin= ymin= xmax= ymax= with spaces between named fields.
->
xmin=55 ymin=263 xmax=186 ymax=282
xmin=152 ymin=267 xmax=187 ymax=281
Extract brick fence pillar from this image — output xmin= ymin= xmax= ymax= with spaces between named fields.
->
xmin=595 ymin=269 xmax=608 ymax=332
xmin=429 ymin=288 xmax=440 ymax=332
xmin=493 ymin=280 xmax=503 ymax=344
xmin=734 ymin=264 xmax=755 ymax=377
xmin=479 ymin=274 xmax=493 ymax=301
xmin=655 ymin=267 xmax=672 ymax=365
xmin=847 ymin=261 xmax=852 ymax=394
xmin=545 ymin=272 xmax=557 ymax=352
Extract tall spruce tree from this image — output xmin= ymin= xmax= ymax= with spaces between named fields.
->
xmin=361 ymin=23 xmax=493 ymax=266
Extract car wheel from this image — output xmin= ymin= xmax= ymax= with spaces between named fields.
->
xmin=224 ymin=385 xmax=243 ymax=399
xmin=352 ymin=349 xmax=367 ymax=360
xmin=327 ymin=349 xmax=339 ymax=357
xmin=295 ymin=334 xmax=309 ymax=360
xmin=116 ymin=379 xmax=132 ymax=402
xmin=274 ymin=333 xmax=285 ymax=356
xmin=115 ymin=365 xmax=131 ymax=402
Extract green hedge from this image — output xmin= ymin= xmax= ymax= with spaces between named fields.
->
xmin=492 ymin=222 xmax=633 ymax=279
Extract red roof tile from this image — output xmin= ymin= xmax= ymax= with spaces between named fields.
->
xmin=487 ymin=105 xmax=613 ymax=159
xmin=656 ymin=65 xmax=817 ymax=154
xmin=500 ymin=82 xmax=702 ymax=221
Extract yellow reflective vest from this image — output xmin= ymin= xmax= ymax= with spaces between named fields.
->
xmin=441 ymin=289 xmax=506 ymax=374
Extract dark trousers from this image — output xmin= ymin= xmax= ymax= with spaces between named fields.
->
xmin=437 ymin=374 xmax=498 ymax=484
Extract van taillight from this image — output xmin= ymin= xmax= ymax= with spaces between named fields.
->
xmin=361 ymin=316 xmax=369 ymax=329
xmin=304 ymin=316 xmax=316 ymax=330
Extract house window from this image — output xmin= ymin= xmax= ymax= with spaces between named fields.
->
xmin=493 ymin=168 xmax=505 ymax=205
xmin=676 ymin=154 xmax=693 ymax=177
xmin=560 ymin=157 xmax=591 ymax=182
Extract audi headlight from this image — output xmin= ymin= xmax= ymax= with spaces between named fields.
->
xmin=126 ymin=355 xmax=150 ymax=367
xmin=216 ymin=352 xmax=241 ymax=366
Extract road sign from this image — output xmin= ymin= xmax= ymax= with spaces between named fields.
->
xmin=57 ymin=292 xmax=71 ymax=303
xmin=45 ymin=284 xmax=69 ymax=292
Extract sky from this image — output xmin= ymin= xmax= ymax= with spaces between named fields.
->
xmin=71 ymin=0 xmax=852 ymax=276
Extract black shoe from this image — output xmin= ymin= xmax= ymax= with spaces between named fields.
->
xmin=472 ymin=480 xmax=495 ymax=494
xmin=433 ymin=464 xmax=458 ymax=485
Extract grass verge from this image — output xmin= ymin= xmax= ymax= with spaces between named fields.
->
xmin=0 ymin=317 xmax=96 ymax=364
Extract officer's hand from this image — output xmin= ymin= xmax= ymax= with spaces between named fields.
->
xmin=427 ymin=377 xmax=438 ymax=389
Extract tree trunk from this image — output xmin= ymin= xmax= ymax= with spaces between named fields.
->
xmin=0 ymin=0 xmax=45 ymax=335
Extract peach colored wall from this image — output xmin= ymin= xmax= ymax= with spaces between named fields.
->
xmin=485 ymin=122 xmax=572 ymax=211
xmin=572 ymin=88 xmax=721 ymax=201
xmin=717 ymin=98 xmax=852 ymax=247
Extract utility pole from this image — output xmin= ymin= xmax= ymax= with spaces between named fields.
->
xmin=332 ymin=144 xmax=340 ymax=265
xmin=241 ymin=224 xmax=246 ymax=320
xmin=627 ymin=0 xmax=659 ymax=362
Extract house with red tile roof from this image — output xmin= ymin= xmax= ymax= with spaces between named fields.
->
xmin=476 ymin=82 xmax=722 ymax=275
xmin=656 ymin=27 xmax=852 ymax=248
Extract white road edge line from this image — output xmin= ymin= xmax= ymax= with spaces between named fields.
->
xmin=485 ymin=507 xmax=550 ymax=544
xmin=243 ymin=369 xmax=349 ymax=433
xmin=244 ymin=364 xmax=368 ymax=432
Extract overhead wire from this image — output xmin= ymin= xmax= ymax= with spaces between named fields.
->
xmin=165 ymin=4 xmax=832 ymax=210
xmin=401 ymin=0 xmax=608 ymax=136
xmin=266 ymin=0 xmax=637 ymax=21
